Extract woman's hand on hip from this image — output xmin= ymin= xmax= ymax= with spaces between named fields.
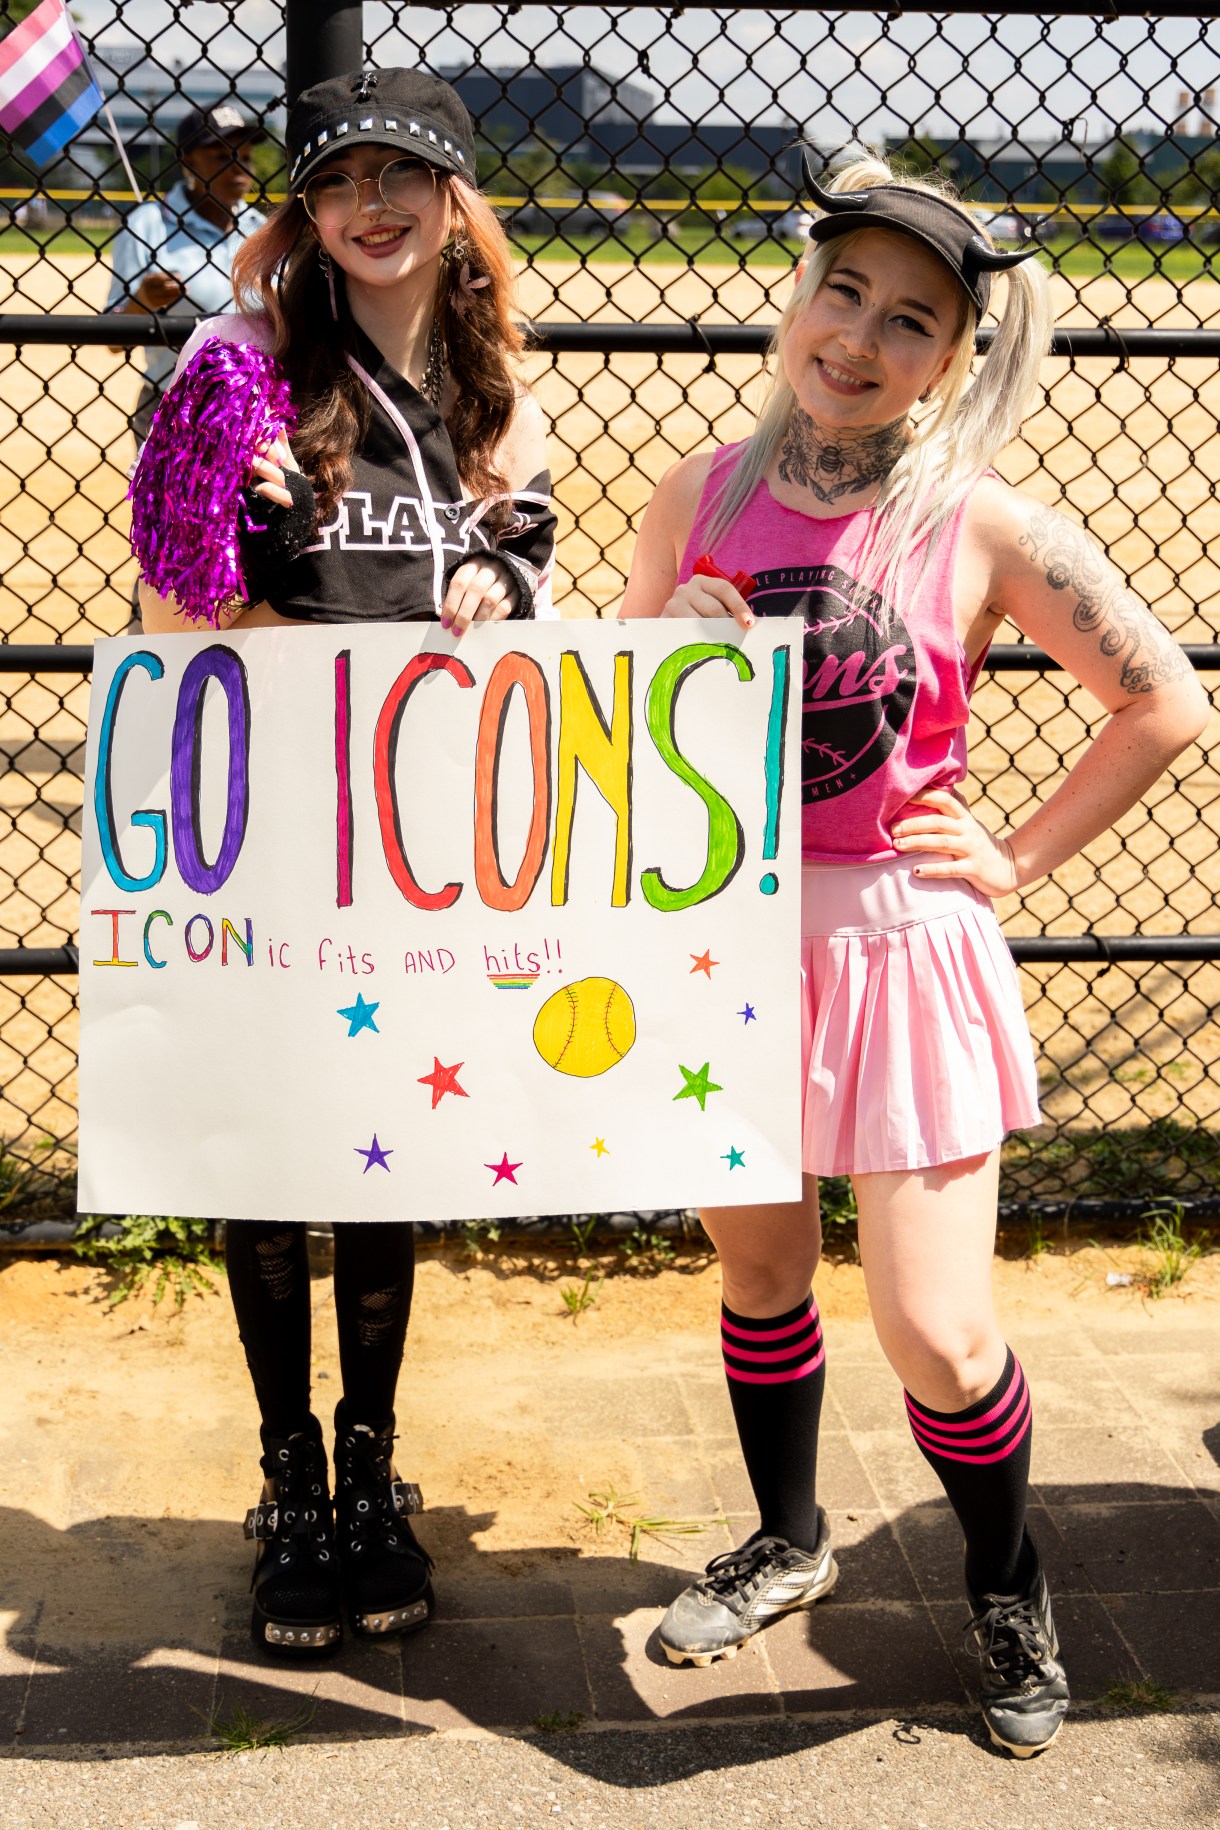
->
xmin=890 ymin=789 xmax=1018 ymax=898
xmin=661 ymin=575 xmax=755 ymax=630
xmin=441 ymin=557 xmax=519 ymax=635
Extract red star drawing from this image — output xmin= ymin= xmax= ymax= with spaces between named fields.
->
xmin=418 ymin=1057 xmax=468 ymax=1109
xmin=485 ymin=1152 xmax=522 ymax=1186
xmin=690 ymin=950 xmax=719 ymax=978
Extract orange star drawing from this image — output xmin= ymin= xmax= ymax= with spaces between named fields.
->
xmin=418 ymin=1057 xmax=468 ymax=1109
xmin=690 ymin=950 xmax=718 ymax=978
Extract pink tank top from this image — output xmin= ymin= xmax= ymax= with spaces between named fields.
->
xmin=679 ymin=444 xmax=984 ymax=864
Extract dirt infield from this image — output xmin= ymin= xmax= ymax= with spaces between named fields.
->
xmin=1 ymin=253 xmax=1218 ymax=1153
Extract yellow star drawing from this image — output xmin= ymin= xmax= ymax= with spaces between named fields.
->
xmin=590 ymin=1137 xmax=610 ymax=1157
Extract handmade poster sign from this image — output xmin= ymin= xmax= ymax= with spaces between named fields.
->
xmin=79 ymin=620 xmax=801 ymax=1223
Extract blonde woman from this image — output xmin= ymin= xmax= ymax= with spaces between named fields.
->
xmin=621 ymin=153 xmax=1207 ymax=1755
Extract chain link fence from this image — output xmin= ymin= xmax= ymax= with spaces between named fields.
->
xmin=3 ymin=1 xmax=1220 ymax=1234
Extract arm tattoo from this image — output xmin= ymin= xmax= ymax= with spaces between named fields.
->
xmin=1019 ymin=507 xmax=1191 ymax=695
xmin=777 ymin=408 xmax=908 ymax=504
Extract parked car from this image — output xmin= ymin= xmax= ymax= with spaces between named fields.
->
xmin=1091 ymin=215 xmax=1136 ymax=243
xmin=975 ymin=208 xmax=1029 ymax=244
xmin=511 ymin=193 xmax=633 ymax=236
xmin=727 ymin=208 xmax=812 ymax=243
xmin=1138 ymin=213 xmax=1186 ymax=244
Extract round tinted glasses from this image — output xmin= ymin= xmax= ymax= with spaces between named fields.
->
xmin=302 ymin=157 xmax=438 ymax=228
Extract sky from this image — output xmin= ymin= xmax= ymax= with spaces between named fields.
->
xmin=72 ymin=3 xmax=1220 ymax=147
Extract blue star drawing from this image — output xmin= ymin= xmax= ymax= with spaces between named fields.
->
xmin=738 ymin=1004 xmax=756 ymax=1025
xmin=722 ymin=1146 xmax=746 ymax=1170
xmin=355 ymin=1134 xmax=393 ymax=1174
xmin=338 ymin=993 xmax=380 ymax=1037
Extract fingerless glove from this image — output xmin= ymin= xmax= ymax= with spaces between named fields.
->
xmin=235 ymin=469 xmax=317 ymax=605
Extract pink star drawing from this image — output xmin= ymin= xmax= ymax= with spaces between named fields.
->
xmin=485 ymin=1152 xmax=522 ymax=1187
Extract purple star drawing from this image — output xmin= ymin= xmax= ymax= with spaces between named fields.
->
xmin=355 ymin=1134 xmax=393 ymax=1174
xmin=738 ymin=1004 xmax=756 ymax=1024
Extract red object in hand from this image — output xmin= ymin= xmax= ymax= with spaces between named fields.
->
xmin=693 ymin=553 xmax=758 ymax=602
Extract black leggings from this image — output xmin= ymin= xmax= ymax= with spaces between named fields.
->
xmin=226 ymin=1221 xmax=415 ymax=1436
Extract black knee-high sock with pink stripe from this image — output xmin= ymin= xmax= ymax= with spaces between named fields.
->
xmin=721 ymin=1292 xmax=826 ymax=1551
xmin=905 ymin=1345 xmax=1036 ymax=1599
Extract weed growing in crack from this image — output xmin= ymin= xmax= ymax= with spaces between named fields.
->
xmin=205 ymin=1698 xmax=317 ymax=1751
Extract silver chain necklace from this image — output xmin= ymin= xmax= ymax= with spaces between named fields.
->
xmin=420 ymin=316 xmax=445 ymax=409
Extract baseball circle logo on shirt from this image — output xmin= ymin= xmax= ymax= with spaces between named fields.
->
xmin=751 ymin=563 xmax=915 ymax=803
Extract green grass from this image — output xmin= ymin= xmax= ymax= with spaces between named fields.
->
xmin=10 ymin=218 xmax=1216 ymax=282
xmin=206 ymin=1698 xmax=316 ymax=1751
xmin=510 ymin=225 xmax=804 ymax=268
xmin=1038 ymin=234 xmax=1220 ymax=284
xmin=1101 ymin=1678 xmax=1178 ymax=1712
xmin=559 ymin=1267 xmax=603 ymax=1319
xmin=1137 ymin=1202 xmax=1204 ymax=1299
xmin=0 ymin=226 xmax=118 ymax=257
xmin=532 ymin=1709 xmax=585 ymax=1733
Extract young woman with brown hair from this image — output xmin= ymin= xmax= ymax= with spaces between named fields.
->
xmin=138 ymin=68 xmax=555 ymax=1658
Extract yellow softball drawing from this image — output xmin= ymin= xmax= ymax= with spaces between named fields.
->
xmin=532 ymin=976 xmax=636 ymax=1078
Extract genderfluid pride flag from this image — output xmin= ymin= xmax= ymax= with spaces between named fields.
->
xmin=0 ymin=0 xmax=103 ymax=167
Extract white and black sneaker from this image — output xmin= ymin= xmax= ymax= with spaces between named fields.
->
xmin=967 ymin=1563 xmax=1070 ymax=1757
xmin=658 ymin=1512 xmax=838 ymax=1667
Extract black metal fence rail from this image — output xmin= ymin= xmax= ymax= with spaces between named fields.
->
xmin=5 ymin=318 xmax=1220 ymax=360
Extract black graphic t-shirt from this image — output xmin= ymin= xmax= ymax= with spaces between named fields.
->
xmin=679 ymin=445 xmax=981 ymax=863
xmin=173 ymin=316 xmax=556 ymax=624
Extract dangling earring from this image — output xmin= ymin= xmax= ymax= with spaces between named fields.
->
xmin=318 ymin=246 xmax=338 ymax=323
xmin=449 ymin=239 xmax=490 ymax=320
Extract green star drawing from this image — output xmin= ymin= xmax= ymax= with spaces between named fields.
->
xmin=722 ymin=1146 xmax=746 ymax=1170
xmin=673 ymin=1061 xmax=723 ymax=1112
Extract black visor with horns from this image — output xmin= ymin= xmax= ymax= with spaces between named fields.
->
xmin=802 ymin=154 xmax=1035 ymax=315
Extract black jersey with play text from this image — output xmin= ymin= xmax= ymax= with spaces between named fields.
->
xmin=174 ymin=316 xmax=555 ymax=623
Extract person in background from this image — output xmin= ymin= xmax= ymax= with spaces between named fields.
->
xmin=108 ymin=101 xmax=265 ymax=628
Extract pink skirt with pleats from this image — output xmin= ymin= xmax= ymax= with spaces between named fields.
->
xmin=800 ymin=857 xmax=1040 ymax=1177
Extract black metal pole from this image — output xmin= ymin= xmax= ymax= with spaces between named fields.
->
xmin=286 ymin=1 xmax=364 ymax=107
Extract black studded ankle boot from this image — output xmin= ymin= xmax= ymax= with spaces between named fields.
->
xmin=244 ymin=1416 xmax=342 ymax=1654
xmin=333 ymin=1401 xmax=434 ymax=1638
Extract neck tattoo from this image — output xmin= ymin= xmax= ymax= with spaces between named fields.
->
xmin=776 ymin=409 xmax=909 ymax=505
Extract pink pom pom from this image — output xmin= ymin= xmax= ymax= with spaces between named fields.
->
xmin=129 ymin=336 xmax=296 ymax=627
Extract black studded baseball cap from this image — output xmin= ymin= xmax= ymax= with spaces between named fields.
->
xmin=803 ymin=153 xmax=1035 ymax=314
xmin=287 ymin=69 xmax=476 ymax=193
xmin=177 ymin=100 xmax=262 ymax=157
